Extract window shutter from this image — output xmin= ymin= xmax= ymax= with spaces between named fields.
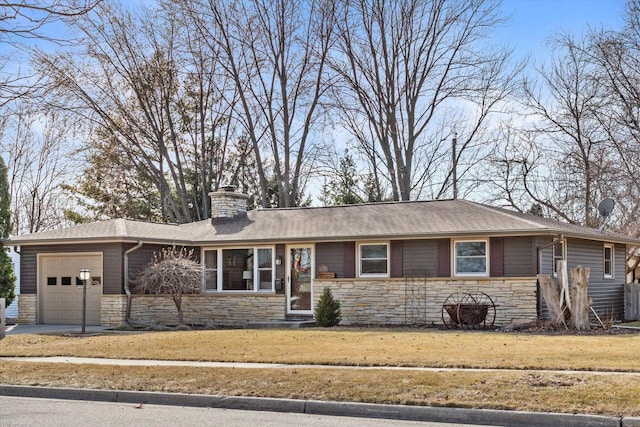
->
xmin=490 ymin=237 xmax=504 ymax=277
xmin=343 ymin=241 xmax=355 ymax=278
xmin=437 ymin=239 xmax=450 ymax=277
xmin=390 ymin=240 xmax=403 ymax=278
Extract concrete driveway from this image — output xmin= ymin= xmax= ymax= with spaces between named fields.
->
xmin=4 ymin=324 xmax=108 ymax=335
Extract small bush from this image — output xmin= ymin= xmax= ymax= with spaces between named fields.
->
xmin=314 ymin=287 xmax=341 ymax=327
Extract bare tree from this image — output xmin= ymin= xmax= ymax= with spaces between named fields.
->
xmin=1 ymin=107 xmax=74 ymax=234
xmin=330 ymin=0 xmax=518 ymax=201
xmin=132 ymin=246 xmax=202 ymax=326
xmin=589 ymin=1 xmax=640 ymax=236
xmin=182 ymin=0 xmax=335 ymax=207
xmin=500 ymin=35 xmax=610 ymax=225
xmin=35 ymin=1 xmax=242 ymax=223
xmin=0 ymin=0 xmax=100 ymax=108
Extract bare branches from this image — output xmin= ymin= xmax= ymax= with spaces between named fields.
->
xmin=182 ymin=0 xmax=335 ymax=207
xmin=0 ymin=1 xmax=100 ymax=42
xmin=132 ymin=246 xmax=202 ymax=325
xmin=330 ymin=0 xmax=517 ymax=201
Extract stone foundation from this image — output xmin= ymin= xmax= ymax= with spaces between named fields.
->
xmin=129 ymin=293 xmax=286 ymax=326
xmin=98 ymin=277 xmax=537 ymax=328
xmin=17 ymin=294 xmax=37 ymax=325
xmin=314 ymin=277 xmax=538 ymax=327
xmin=101 ymin=295 xmax=128 ymax=327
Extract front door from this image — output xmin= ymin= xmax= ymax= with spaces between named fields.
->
xmin=286 ymin=245 xmax=313 ymax=315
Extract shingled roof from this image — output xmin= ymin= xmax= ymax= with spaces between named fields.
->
xmin=8 ymin=199 xmax=640 ymax=245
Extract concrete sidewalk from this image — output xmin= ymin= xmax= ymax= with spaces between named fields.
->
xmin=5 ymin=324 xmax=109 ymax=335
xmin=3 ymin=356 xmax=640 ymax=377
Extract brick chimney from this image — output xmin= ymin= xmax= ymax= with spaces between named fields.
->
xmin=209 ymin=185 xmax=250 ymax=224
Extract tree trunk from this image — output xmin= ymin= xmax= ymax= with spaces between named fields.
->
xmin=537 ymin=274 xmax=565 ymax=327
xmin=570 ymin=266 xmax=591 ymax=330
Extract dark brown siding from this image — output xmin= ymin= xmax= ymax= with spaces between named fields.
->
xmin=402 ymin=239 xmax=439 ymax=277
xmin=126 ymin=245 xmax=156 ymax=284
xmin=390 ymin=240 xmax=403 ymax=278
xmin=19 ymin=243 xmax=125 ymax=295
xmin=503 ymin=236 xmax=537 ymax=277
xmin=437 ymin=239 xmax=451 ymax=277
xmin=343 ymin=241 xmax=356 ymax=278
xmin=490 ymin=237 xmax=504 ymax=277
xmin=315 ymin=242 xmax=346 ymax=278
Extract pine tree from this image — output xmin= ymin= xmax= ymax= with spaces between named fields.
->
xmin=0 ymin=156 xmax=16 ymax=307
xmin=314 ymin=287 xmax=341 ymax=327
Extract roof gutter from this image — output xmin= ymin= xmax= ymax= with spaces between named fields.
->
xmin=124 ymin=240 xmax=143 ymax=323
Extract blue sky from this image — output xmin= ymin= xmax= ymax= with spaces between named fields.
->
xmin=498 ymin=0 xmax=627 ymax=60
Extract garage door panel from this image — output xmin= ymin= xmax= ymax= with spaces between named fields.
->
xmin=39 ymin=254 xmax=103 ymax=325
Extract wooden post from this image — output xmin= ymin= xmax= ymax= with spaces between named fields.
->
xmin=537 ymin=274 xmax=565 ymax=327
xmin=558 ymin=260 xmax=571 ymax=310
xmin=570 ymin=266 xmax=591 ymax=330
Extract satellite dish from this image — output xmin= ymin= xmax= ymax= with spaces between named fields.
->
xmin=597 ymin=198 xmax=615 ymax=233
xmin=598 ymin=198 xmax=615 ymax=219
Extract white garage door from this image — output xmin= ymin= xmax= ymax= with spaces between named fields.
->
xmin=39 ymin=254 xmax=103 ymax=325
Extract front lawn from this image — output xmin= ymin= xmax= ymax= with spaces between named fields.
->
xmin=1 ymin=329 xmax=639 ymax=371
xmin=1 ymin=328 xmax=640 ymax=416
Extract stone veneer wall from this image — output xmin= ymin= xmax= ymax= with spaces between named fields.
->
xmin=101 ymin=295 xmax=128 ymax=327
xmin=313 ymin=277 xmax=538 ymax=327
xmin=128 ymin=293 xmax=286 ymax=326
xmin=100 ymin=277 xmax=537 ymax=328
xmin=17 ymin=294 xmax=37 ymax=324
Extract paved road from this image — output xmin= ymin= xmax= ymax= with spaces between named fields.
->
xmin=0 ymin=396 xmax=488 ymax=427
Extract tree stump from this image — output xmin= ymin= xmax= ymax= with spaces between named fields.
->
xmin=537 ymin=274 xmax=564 ymax=326
xmin=570 ymin=266 xmax=591 ymax=330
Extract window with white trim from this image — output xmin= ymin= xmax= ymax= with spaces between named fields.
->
xmin=552 ymin=241 xmax=565 ymax=277
xmin=358 ymin=243 xmax=389 ymax=277
xmin=257 ymin=248 xmax=274 ymax=290
xmin=604 ymin=244 xmax=614 ymax=279
xmin=202 ymin=247 xmax=274 ymax=292
xmin=454 ymin=240 xmax=488 ymax=276
xmin=204 ymin=250 xmax=218 ymax=291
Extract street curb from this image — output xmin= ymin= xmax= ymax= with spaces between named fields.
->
xmin=0 ymin=384 xmax=636 ymax=426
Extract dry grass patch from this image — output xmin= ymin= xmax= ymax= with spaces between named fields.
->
xmin=1 ymin=361 xmax=639 ymax=416
xmin=2 ymin=329 xmax=640 ymax=372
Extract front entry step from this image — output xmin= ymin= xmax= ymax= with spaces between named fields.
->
xmin=245 ymin=319 xmax=316 ymax=329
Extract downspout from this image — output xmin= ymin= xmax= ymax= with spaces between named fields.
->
xmin=124 ymin=240 xmax=143 ymax=323
xmin=536 ymin=234 xmax=565 ymax=273
xmin=536 ymin=234 xmax=564 ymax=318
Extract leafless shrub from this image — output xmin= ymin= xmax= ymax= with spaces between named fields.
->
xmin=132 ymin=247 xmax=202 ymax=325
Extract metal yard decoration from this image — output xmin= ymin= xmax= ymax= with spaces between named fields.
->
xmin=442 ymin=291 xmax=497 ymax=329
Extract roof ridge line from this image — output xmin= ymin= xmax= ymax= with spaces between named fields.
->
xmin=462 ymin=200 xmax=547 ymax=230
xmin=258 ymin=198 xmax=453 ymax=212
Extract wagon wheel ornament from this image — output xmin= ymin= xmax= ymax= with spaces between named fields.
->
xmin=441 ymin=292 xmax=465 ymax=328
xmin=441 ymin=291 xmax=497 ymax=329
